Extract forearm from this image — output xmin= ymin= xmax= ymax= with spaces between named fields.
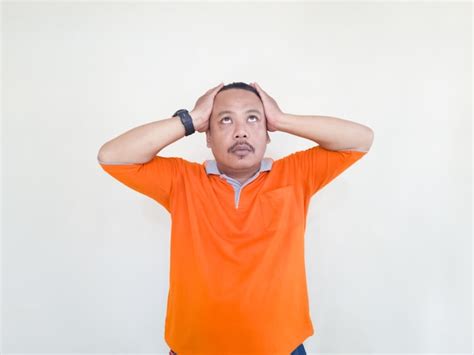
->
xmin=275 ymin=113 xmax=374 ymax=152
xmin=97 ymin=116 xmax=186 ymax=164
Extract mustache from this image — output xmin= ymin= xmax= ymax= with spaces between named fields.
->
xmin=228 ymin=141 xmax=254 ymax=153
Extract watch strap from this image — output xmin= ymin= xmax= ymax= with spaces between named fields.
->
xmin=173 ymin=109 xmax=195 ymax=136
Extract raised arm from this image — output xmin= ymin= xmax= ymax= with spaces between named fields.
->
xmin=98 ymin=117 xmax=186 ymax=164
xmin=97 ymin=82 xmax=224 ymax=164
xmin=249 ymin=82 xmax=374 ymax=152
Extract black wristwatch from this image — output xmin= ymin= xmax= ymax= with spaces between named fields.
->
xmin=173 ymin=109 xmax=195 ymax=136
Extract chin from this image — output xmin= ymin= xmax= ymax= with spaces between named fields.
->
xmin=231 ymin=154 xmax=261 ymax=166
xmin=231 ymin=159 xmax=256 ymax=166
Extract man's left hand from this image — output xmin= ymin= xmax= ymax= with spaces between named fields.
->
xmin=250 ymin=82 xmax=285 ymax=132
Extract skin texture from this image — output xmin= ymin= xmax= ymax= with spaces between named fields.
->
xmin=206 ymin=88 xmax=271 ymax=184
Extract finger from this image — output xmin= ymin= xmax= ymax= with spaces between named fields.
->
xmin=211 ymin=83 xmax=224 ymax=96
xmin=206 ymin=83 xmax=223 ymax=93
xmin=205 ymin=84 xmax=223 ymax=97
xmin=210 ymin=83 xmax=224 ymax=93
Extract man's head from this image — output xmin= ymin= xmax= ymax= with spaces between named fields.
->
xmin=206 ymin=82 xmax=271 ymax=173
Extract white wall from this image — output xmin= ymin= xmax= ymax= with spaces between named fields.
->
xmin=2 ymin=2 xmax=472 ymax=354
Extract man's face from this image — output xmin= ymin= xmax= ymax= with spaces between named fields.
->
xmin=206 ymin=88 xmax=270 ymax=172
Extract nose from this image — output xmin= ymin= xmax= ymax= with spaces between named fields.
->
xmin=233 ymin=120 xmax=248 ymax=139
xmin=234 ymin=132 xmax=248 ymax=139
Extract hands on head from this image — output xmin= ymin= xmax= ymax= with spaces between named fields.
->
xmin=189 ymin=81 xmax=285 ymax=133
xmin=190 ymin=82 xmax=225 ymax=133
xmin=249 ymin=82 xmax=284 ymax=132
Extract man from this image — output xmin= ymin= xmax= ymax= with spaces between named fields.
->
xmin=97 ymin=82 xmax=374 ymax=355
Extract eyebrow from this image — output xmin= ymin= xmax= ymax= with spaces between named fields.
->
xmin=217 ymin=109 xmax=262 ymax=117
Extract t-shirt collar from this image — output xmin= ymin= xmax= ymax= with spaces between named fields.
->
xmin=204 ymin=158 xmax=273 ymax=176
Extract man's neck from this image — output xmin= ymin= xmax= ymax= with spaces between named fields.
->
xmin=216 ymin=162 xmax=261 ymax=185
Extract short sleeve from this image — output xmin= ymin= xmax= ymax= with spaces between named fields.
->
xmin=282 ymin=145 xmax=368 ymax=197
xmin=98 ymin=155 xmax=184 ymax=212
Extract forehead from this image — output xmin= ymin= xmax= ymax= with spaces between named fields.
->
xmin=213 ymin=89 xmax=263 ymax=114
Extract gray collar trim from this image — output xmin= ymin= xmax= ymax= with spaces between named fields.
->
xmin=204 ymin=157 xmax=273 ymax=175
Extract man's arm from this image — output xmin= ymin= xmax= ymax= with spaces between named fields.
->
xmin=274 ymin=113 xmax=374 ymax=153
xmin=97 ymin=83 xmax=224 ymax=164
xmin=248 ymin=82 xmax=374 ymax=152
xmin=274 ymin=115 xmax=373 ymax=196
xmin=97 ymin=116 xmax=187 ymax=164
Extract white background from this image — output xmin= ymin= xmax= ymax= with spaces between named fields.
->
xmin=2 ymin=1 xmax=472 ymax=354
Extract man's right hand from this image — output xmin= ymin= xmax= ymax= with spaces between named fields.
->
xmin=190 ymin=82 xmax=225 ymax=133
xmin=98 ymin=83 xmax=225 ymax=165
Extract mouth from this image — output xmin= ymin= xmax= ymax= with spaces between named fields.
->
xmin=229 ymin=143 xmax=254 ymax=157
xmin=232 ymin=143 xmax=252 ymax=150
xmin=232 ymin=148 xmax=252 ymax=155
xmin=231 ymin=145 xmax=253 ymax=157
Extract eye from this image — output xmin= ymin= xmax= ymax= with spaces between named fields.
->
xmin=220 ymin=115 xmax=259 ymax=124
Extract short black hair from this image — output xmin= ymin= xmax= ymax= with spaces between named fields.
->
xmin=216 ymin=82 xmax=262 ymax=102
xmin=207 ymin=82 xmax=265 ymax=135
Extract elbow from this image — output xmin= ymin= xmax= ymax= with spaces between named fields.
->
xmin=368 ymin=128 xmax=374 ymax=145
xmin=363 ymin=128 xmax=374 ymax=152
xmin=355 ymin=128 xmax=374 ymax=153
xmin=97 ymin=144 xmax=112 ymax=164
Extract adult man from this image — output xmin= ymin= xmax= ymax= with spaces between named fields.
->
xmin=97 ymin=82 xmax=374 ymax=355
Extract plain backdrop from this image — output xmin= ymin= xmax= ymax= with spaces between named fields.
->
xmin=2 ymin=1 xmax=472 ymax=354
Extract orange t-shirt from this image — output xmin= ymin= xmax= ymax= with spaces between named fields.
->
xmin=98 ymin=145 xmax=367 ymax=355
